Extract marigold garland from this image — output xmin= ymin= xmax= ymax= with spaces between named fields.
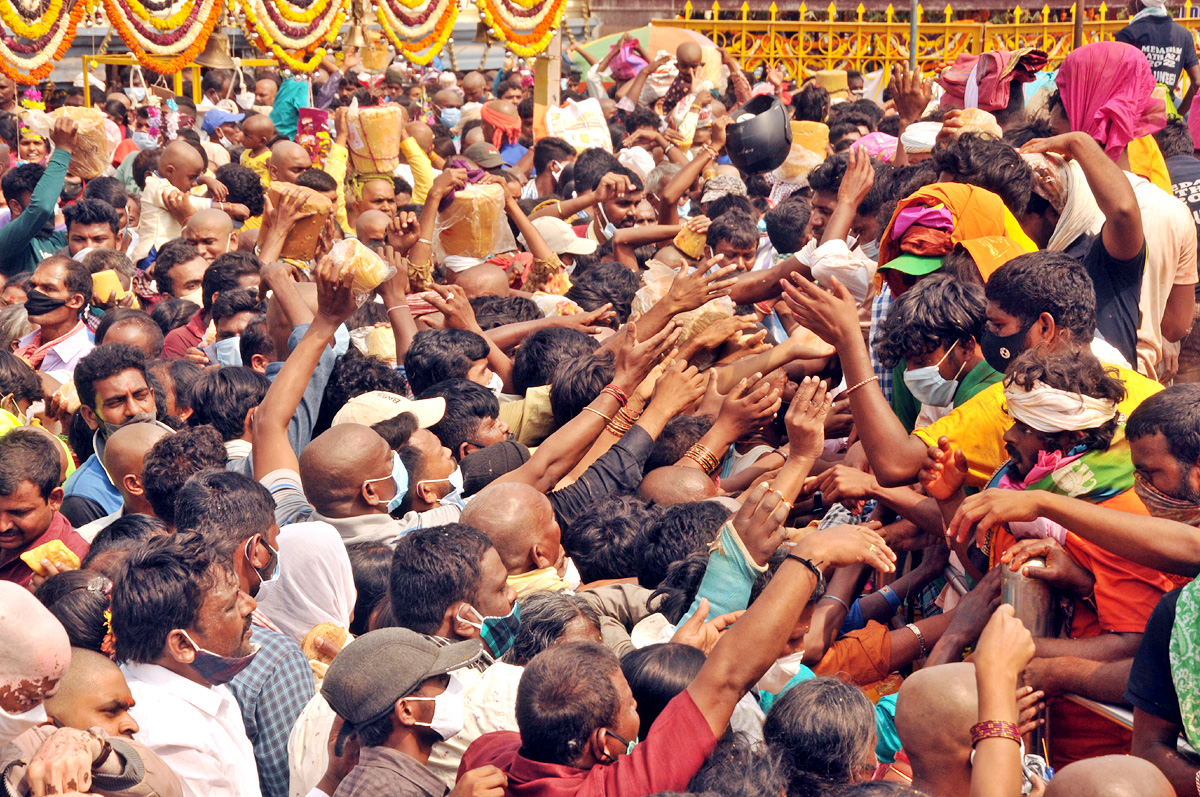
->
xmin=0 ymin=0 xmax=64 ymax=42
xmin=238 ymin=0 xmax=345 ymax=71
xmin=477 ymin=0 xmax=566 ymax=57
xmin=100 ymin=0 xmax=223 ymax=71
xmin=0 ymin=0 xmax=88 ymax=84
xmin=376 ymin=0 xmax=456 ymax=66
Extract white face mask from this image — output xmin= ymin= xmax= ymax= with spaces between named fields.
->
xmin=903 ymin=344 xmax=968 ymax=408
xmin=404 ymin=675 xmax=465 ymax=740
xmin=236 ymin=92 xmax=256 ymax=110
xmin=180 ymin=287 xmax=203 ymax=306
xmin=486 ymin=371 xmax=504 ymax=399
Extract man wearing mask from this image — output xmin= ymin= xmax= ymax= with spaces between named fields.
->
xmin=201 ymin=109 xmax=245 ymax=151
xmin=321 ymin=628 xmax=505 ymax=797
xmin=14 ymin=257 xmax=94 ymax=383
xmin=183 ymin=209 xmax=239 ymax=263
xmin=112 ymin=532 xmax=262 ymax=797
xmin=61 ymin=343 xmax=162 ymax=527
xmin=0 ymin=117 xmax=76 ymax=275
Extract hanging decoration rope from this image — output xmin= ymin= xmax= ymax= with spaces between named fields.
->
xmin=375 ymin=0 xmax=458 ymax=66
xmin=0 ymin=0 xmax=89 ymax=84
xmin=476 ymin=0 xmax=567 ymax=57
xmin=99 ymin=0 xmax=223 ymax=73
xmin=237 ymin=0 xmax=348 ymax=72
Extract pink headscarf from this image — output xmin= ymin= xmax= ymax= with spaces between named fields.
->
xmin=1056 ymin=41 xmax=1166 ymax=160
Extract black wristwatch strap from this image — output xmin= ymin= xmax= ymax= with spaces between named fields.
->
xmin=786 ymin=552 xmax=827 ymax=601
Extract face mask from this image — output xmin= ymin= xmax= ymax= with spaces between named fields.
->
xmin=416 ymin=468 xmax=465 ymax=510
xmin=236 ymin=92 xmax=256 ymax=110
xmin=606 ymin=729 xmax=638 ymax=757
xmin=179 ymin=630 xmax=259 ymax=685
xmin=180 ymin=287 xmax=203 ymax=307
xmin=1134 ymin=473 xmax=1200 ymax=526
xmin=457 ymin=601 xmax=521 ymax=658
xmin=860 ymin=239 xmax=880 ymax=260
xmin=22 ymin=288 xmax=66 ymax=317
xmin=405 ymin=674 xmax=465 ymax=740
xmin=363 ymin=451 xmax=408 ymax=514
xmin=440 ymin=107 xmax=462 ymax=129
xmin=679 ymin=199 xmax=692 ymax=218
xmin=213 ymin=336 xmax=243 ymax=367
xmin=124 ymin=87 xmax=146 ymax=103
xmin=903 ymin=344 xmax=967 ymax=407
xmin=981 ymin=326 xmax=1030 ymax=374
xmin=486 ymin=371 xmax=504 ymax=400
xmin=1 ymin=394 xmax=26 ymax=425
xmin=549 ymin=160 xmax=566 ymax=185
xmin=99 ymin=411 xmax=157 ymax=440
xmin=245 ymin=535 xmax=280 ymax=590
xmin=597 ymin=204 xmax=617 ymax=241
xmin=131 ymin=131 xmax=157 ymax=151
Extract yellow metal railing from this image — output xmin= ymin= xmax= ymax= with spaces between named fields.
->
xmin=655 ymin=1 xmax=1200 ymax=77
xmin=83 ymin=54 xmax=279 ymax=107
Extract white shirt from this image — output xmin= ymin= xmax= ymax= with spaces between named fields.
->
xmin=427 ymin=661 xmax=522 ymax=787
xmin=132 ymin=175 xmax=213 ymax=262
xmin=17 ymin=323 xmax=94 ymax=384
xmin=122 ymin=662 xmax=262 ymax=797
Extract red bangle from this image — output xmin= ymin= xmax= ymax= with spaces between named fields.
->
xmin=969 ymin=720 xmax=1020 ymax=747
xmin=601 ymin=383 xmax=628 ymax=407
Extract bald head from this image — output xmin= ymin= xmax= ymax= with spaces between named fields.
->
xmin=434 ymin=89 xmax=463 ymax=110
xmin=44 ymin=648 xmax=139 ymax=738
xmin=1046 ymin=756 xmax=1173 ymax=797
xmin=242 ymin=114 xmax=277 ymax=151
xmin=455 ymin=264 xmax=510 ymax=299
xmin=0 ymin=582 xmax=71 ymax=713
xmin=159 ymin=140 xmax=205 ymax=191
xmin=406 ymin=121 xmax=434 ymax=154
xmin=184 ymin=207 xmax=236 ymax=262
xmin=355 ymin=178 xmax=397 ymax=217
xmin=460 ymin=482 xmax=560 ymax=574
xmin=677 ymin=42 xmax=702 ymax=69
xmin=104 ymin=422 xmax=171 ymax=509
xmin=356 ymin=209 xmax=390 ymax=247
xmin=895 ymin=662 xmax=976 ymax=785
xmin=463 ymin=72 xmax=487 ymax=103
xmin=637 ymin=466 xmax=719 ymax=505
xmin=268 ymin=140 xmax=312 ymax=184
xmin=299 ymin=424 xmax=394 ymax=515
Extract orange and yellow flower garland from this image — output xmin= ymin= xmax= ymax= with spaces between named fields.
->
xmin=100 ymin=0 xmax=223 ymax=73
xmin=477 ymin=0 xmax=566 ymax=58
xmin=237 ymin=0 xmax=347 ymax=72
xmin=0 ymin=0 xmax=89 ymax=84
xmin=376 ymin=0 xmax=457 ymax=66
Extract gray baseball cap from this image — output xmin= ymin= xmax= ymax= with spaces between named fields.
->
xmin=322 ymin=628 xmax=481 ymax=726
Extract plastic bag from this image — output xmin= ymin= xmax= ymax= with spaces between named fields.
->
xmin=52 ymin=107 xmax=112 ymax=178
xmin=433 ymin=183 xmax=516 ymax=263
xmin=631 ymin=260 xmax=735 ymax=345
xmin=544 ymin=98 xmax=612 ymax=153
xmin=323 ymin=238 xmax=396 ymax=305
xmin=266 ymin=182 xmax=333 ymax=261
xmin=345 ymin=99 xmax=404 ymax=175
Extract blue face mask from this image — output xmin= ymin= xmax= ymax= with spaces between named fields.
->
xmin=132 ymin=131 xmax=157 ymax=151
xmin=213 ymin=336 xmax=243 ymax=367
xmin=441 ymin=107 xmax=462 ymax=129
xmin=125 ymin=87 xmax=146 ymax=103
xmin=457 ymin=601 xmax=521 ymax=658
xmin=597 ymin=204 xmax=617 ymax=241
xmin=363 ymin=452 xmax=409 ymax=514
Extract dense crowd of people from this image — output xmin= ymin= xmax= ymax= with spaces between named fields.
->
xmin=1 ymin=5 xmax=1200 ymax=796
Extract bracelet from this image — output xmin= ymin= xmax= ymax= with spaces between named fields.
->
xmin=844 ymin=375 xmax=879 ymax=397
xmin=385 ymin=305 xmax=408 ymax=314
xmin=416 ymin=237 xmax=432 ymax=246
xmin=606 ymin=416 xmax=633 ymax=437
xmin=684 ymin=443 xmax=721 ymax=474
xmin=701 ymin=144 xmax=719 ymax=160
xmin=582 ymin=406 xmax=612 ymax=422
xmin=555 ymin=200 xmax=564 ymax=216
xmin=819 ymin=594 xmax=850 ymax=611
xmin=601 ymin=383 xmax=629 ymax=407
xmin=878 ymin=584 xmax=902 ymax=609
xmin=785 ymin=552 xmax=827 ymax=600
xmin=615 ymin=406 xmax=642 ymax=425
xmin=906 ymin=622 xmax=928 ymax=658
xmin=969 ymin=720 xmax=1021 ymax=747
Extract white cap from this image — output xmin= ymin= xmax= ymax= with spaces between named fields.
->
xmin=900 ymin=121 xmax=941 ymax=153
xmin=332 ymin=391 xmax=446 ymax=428
xmin=520 ymin=217 xmax=598 ymax=257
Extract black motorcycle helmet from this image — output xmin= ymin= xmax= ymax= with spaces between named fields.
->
xmin=724 ymin=95 xmax=793 ymax=174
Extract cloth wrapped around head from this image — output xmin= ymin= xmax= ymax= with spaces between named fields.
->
xmin=1004 ymin=379 xmax=1119 ymax=433
xmin=481 ymin=103 xmax=522 ymax=150
xmin=938 ymin=48 xmax=1048 ymax=113
xmin=1021 ymin=152 xmax=1104 ymax=252
xmin=1056 ymin=41 xmax=1167 ymax=160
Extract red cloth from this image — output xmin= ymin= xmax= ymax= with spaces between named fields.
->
xmin=0 ymin=512 xmax=89 ymax=587
xmin=14 ymin=321 xmax=86 ymax=370
xmin=161 ymin=311 xmax=207 ymax=360
xmin=112 ymin=139 xmax=138 ymax=169
xmin=481 ymin=105 xmax=522 ymax=150
xmin=459 ymin=690 xmax=718 ymax=797
xmin=938 ymin=48 xmax=1048 ymax=112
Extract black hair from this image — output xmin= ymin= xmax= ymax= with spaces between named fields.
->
xmin=878 ymin=115 xmax=901 ymax=137
xmin=111 ymin=531 xmax=222 ymax=664
xmin=187 ymin=366 xmax=270 ymax=442
xmin=0 ymin=113 xmax=16 ymax=152
xmin=830 ymin=784 xmax=930 ymax=797
xmin=419 ymin=379 xmax=500 ymax=455
xmin=705 ymin=194 xmax=754 ymax=221
xmin=83 ymin=513 xmax=165 ymax=565
xmin=389 ymin=523 xmax=493 ymax=634
xmin=173 ymin=469 xmax=276 ymax=564
xmin=565 ymin=261 xmax=638 ymax=325
xmin=512 ymin=327 xmax=599 ymax=394
xmin=148 ymin=358 xmax=204 ymax=420
xmin=1002 ymin=118 xmax=1054 ymax=148
xmin=132 ymin=149 xmax=160 ymax=191
xmin=141 ymin=425 xmax=228 ymax=525
xmin=1155 ymin=117 xmax=1195 ymax=159
xmin=764 ymin=677 xmax=878 ymax=797
xmin=645 ymin=415 xmax=714 ymax=474
xmin=621 ymin=643 xmax=705 ymax=738
xmin=35 ymin=570 xmax=111 ymax=652
xmin=203 ymin=253 xmax=261 ymax=313
xmin=404 ymin=328 xmax=491 ymax=396
xmin=792 ymin=86 xmax=830 ymax=123
xmin=371 ymin=411 xmax=419 ymax=452
xmin=706 ymin=210 xmax=758 ymax=253
xmin=0 ymin=428 xmax=60 ymax=499
xmin=346 ymin=541 xmax=393 ymax=637
xmin=985 ymin=251 xmax=1096 ymax=344
xmin=807 ymin=152 xmax=893 ymax=220
xmin=2 ymin=163 xmax=44 ymax=206
xmin=637 ymin=501 xmax=731 ymax=588
xmin=764 ymin=196 xmax=812 ymax=255
xmin=533 ymin=137 xmax=575 ymax=176
xmin=201 ymin=69 xmax=230 ymax=96
xmin=1127 ymin=384 xmax=1200 ymax=476
xmin=472 ymin=296 xmax=543 ymax=332
xmin=0 ymin=349 xmax=42 ymax=405
xmin=214 ymin=163 xmax=266 ymax=217
xmin=210 ymin=286 xmax=261 ymax=324
xmin=68 ymin=410 xmax=94 ymax=465
xmin=573 ymin=148 xmax=622 ymax=195
xmin=294 ymin=168 xmax=338 ymax=194
xmin=152 ymin=239 xmax=203 ymax=299
xmin=74 ymin=343 xmax=149 ymax=416
xmin=505 ymin=591 xmax=601 ymax=667
xmin=95 ymin=309 xmax=165 ymax=357
xmin=562 ymin=493 xmax=656 ymax=583
xmin=829 ymin=122 xmax=863 ymax=151
xmin=845 ymin=98 xmax=883 ymax=128
xmin=875 ymin=273 xmax=987 ymax=369
xmin=624 ymin=105 xmax=662 ymax=136
xmin=82 ymin=176 xmax=129 ymax=212
xmin=549 ymin=350 xmax=615 ymax=429
xmin=150 ymin=298 xmax=200 ymax=335
xmin=1004 ymin=347 xmax=1127 ymax=454
xmin=103 ymin=98 xmax=129 ymax=126
xmin=316 ymin=349 xmax=410 ymax=434
xmin=931 ymin=133 xmax=1033 ymax=216
xmin=63 ymin=198 xmax=120 ymax=236
xmin=235 ymin=316 xmax=270 ymax=365
xmin=393 ymin=176 xmax=413 ymax=197
xmin=515 ymin=641 xmax=621 ymax=766
xmin=828 ymin=108 xmax=875 ymax=134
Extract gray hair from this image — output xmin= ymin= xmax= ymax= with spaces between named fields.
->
xmin=503 ymin=591 xmax=600 ymax=667
xmin=0 ymin=305 xmax=34 ymax=352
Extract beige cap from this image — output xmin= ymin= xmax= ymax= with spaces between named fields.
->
xmin=332 ymin=391 xmax=446 ymax=428
xmin=519 ymin=216 xmax=598 ymax=257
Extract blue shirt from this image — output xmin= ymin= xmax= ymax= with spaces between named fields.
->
xmin=500 ymin=142 xmax=528 ymax=167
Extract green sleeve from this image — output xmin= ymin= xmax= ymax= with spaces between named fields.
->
xmin=890 ymin=360 xmax=920 ymax=433
xmin=0 ymin=148 xmax=69 ymax=272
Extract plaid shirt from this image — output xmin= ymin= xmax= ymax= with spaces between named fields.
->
xmin=228 ymin=624 xmax=315 ymax=797
xmin=869 ymin=283 xmax=895 ymax=405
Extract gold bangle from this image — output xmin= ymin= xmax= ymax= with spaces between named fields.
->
xmin=583 ymin=406 xmax=612 ymax=421
xmin=844 ymin=375 xmax=879 ymax=397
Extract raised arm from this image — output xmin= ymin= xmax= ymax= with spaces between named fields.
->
xmin=969 ymin=606 xmax=1036 ymax=797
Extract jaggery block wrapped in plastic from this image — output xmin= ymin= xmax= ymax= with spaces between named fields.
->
xmin=52 ymin=106 xmax=112 ymax=178
xmin=324 ymin=238 xmax=396 ymax=304
xmin=434 ymin=183 xmax=516 ymax=262
xmin=266 ymin=182 xmax=333 ymax=261
xmin=345 ymin=102 xmax=404 ymax=174
xmin=631 ymin=260 xmax=735 ymax=345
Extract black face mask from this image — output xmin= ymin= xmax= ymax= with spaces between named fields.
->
xmin=22 ymin=288 xmax=67 ymax=317
xmin=980 ymin=326 xmax=1031 ymax=374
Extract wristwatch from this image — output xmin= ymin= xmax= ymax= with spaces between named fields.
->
xmin=86 ymin=727 xmax=114 ymax=769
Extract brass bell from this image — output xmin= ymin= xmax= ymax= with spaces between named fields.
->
xmin=196 ymin=32 xmax=237 ymax=70
xmin=344 ymin=23 xmax=368 ymax=49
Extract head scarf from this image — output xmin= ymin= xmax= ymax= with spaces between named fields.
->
xmin=850 ymin=132 xmax=898 ymax=162
xmin=938 ymin=48 xmax=1048 ymax=112
xmin=0 ymin=583 xmax=71 ymax=715
xmin=1056 ymin=41 xmax=1167 ymax=160
xmin=481 ymin=104 xmax=521 ymax=150
xmin=1021 ymin=152 xmax=1104 ymax=251
xmin=254 ymin=522 xmax=356 ymax=644
xmin=1003 ymin=379 xmax=1119 ymax=433
xmin=899 ymin=122 xmax=941 ymax=153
